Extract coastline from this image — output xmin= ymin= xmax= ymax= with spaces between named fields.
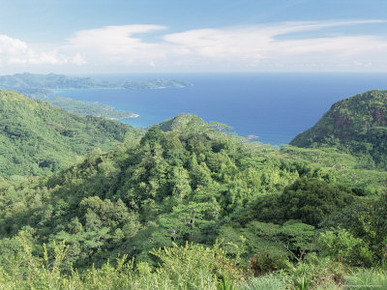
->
xmin=114 ymin=113 xmax=140 ymax=120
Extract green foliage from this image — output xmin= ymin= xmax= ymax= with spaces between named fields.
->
xmin=240 ymin=273 xmax=288 ymax=290
xmin=0 ymin=235 xmax=243 ymax=289
xmin=322 ymin=194 xmax=387 ymax=265
xmin=318 ymin=228 xmax=374 ymax=266
xmin=0 ymin=95 xmax=385 ymax=288
xmin=280 ymin=178 xmax=354 ymax=226
xmin=45 ymin=96 xmax=136 ymax=119
xmin=0 ymin=114 xmax=320 ymax=270
xmin=158 ymin=113 xmax=210 ymax=133
xmin=150 ymin=242 xmax=242 ymax=288
xmin=250 ymin=250 xmax=289 ymax=277
xmin=291 ymin=90 xmax=387 ymax=170
xmin=285 ymin=254 xmax=347 ymax=289
xmin=345 ymin=268 xmax=387 ymax=289
xmin=0 ymin=90 xmax=140 ymax=179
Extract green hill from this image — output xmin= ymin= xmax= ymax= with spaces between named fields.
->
xmin=157 ymin=113 xmax=210 ymax=132
xmin=0 ymin=99 xmax=385 ymax=288
xmin=0 ymin=90 xmax=140 ymax=179
xmin=0 ymin=113 xmax=385 ymax=288
xmin=290 ymin=90 xmax=387 ymax=169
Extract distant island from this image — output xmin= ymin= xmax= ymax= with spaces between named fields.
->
xmin=0 ymin=73 xmax=193 ymax=98
xmin=45 ymin=96 xmax=139 ymax=119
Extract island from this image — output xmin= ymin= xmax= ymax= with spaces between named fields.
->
xmin=0 ymin=73 xmax=193 ymax=98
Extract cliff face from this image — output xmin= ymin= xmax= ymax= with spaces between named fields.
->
xmin=290 ymin=90 xmax=387 ymax=169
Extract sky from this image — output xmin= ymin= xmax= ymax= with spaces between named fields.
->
xmin=0 ymin=0 xmax=387 ymax=74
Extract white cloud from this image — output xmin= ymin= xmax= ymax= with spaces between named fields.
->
xmin=65 ymin=25 xmax=168 ymax=65
xmin=1 ymin=20 xmax=387 ymax=72
xmin=0 ymin=34 xmax=84 ymax=66
xmin=162 ymin=20 xmax=387 ymax=70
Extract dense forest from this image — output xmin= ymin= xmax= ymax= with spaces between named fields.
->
xmin=0 ymin=90 xmax=140 ymax=179
xmin=0 ymin=90 xmax=385 ymax=289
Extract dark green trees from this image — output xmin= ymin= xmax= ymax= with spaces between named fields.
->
xmin=280 ymin=178 xmax=354 ymax=226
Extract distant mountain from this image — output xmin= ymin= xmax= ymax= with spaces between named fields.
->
xmin=0 ymin=73 xmax=193 ymax=97
xmin=0 ymin=90 xmax=140 ymax=179
xmin=290 ymin=90 xmax=387 ymax=169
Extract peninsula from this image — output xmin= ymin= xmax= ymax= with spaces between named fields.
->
xmin=45 ymin=96 xmax=139 ymax=120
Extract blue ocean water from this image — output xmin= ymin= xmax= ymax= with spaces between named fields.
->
xmin=51 ymin=73 xmax=387 ymax=145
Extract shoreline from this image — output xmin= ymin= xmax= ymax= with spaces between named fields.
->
xmin=117 ymin=113 xmax=140 ymax=120
xmin=109 ymin=113 xmax=140 ymax=121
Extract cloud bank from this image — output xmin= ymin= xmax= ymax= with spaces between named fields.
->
xmin=0 ymin=35 xmax=84 ymax=66
xmin=1 ymin=20 xmax=387 ymax=73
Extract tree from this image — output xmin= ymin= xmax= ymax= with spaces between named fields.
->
xmin=279 ymin=178 xmax=354 ymax=226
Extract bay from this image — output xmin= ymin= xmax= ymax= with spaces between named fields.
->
xmin=51 ymin=73 xmax=387 ymax=145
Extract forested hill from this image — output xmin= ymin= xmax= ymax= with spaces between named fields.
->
xmin=290 ymin=90 xmax=387 ymax=169
xmin=0 ymin=110 xmax=386 ymax=288
xmin=0 ymin=90 xmax=140 ymax=179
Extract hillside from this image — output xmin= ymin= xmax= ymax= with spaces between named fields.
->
xmin=0 ymin=101 xmax=385 ymax=288
xmin=0 ymin=113 xmax=385 ymax=288
xmin=0 ymin=90 xmax=140 ymax=179
xmin=290 ymin=90 xmax=387 ymax=169
xmin=45 ymin=96 xmax=137 ymax=119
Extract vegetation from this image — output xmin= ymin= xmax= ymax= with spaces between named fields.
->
xmin=291 ymin=90 xmax=387 ymax=170
xmin=0 ymin=91 xmax=385 ymax=289
xmin=0 ymin=90 xmax=141 ymax=179
xmin=45 ymin=96 xmax=137 ymax=119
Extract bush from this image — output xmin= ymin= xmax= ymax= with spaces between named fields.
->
xmin=317 ymin=228 xmax=374 ymax=267
xmin=250 ymin=249 xmax=289 ymax=276
xmin=150 ymin=242 xmax=243 ymax=288
xmin=285 ymin=254 xmax=347 ymax=289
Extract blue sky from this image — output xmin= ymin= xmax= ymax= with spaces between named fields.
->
xmin=0 ymin=0 xmax=386 ymax=74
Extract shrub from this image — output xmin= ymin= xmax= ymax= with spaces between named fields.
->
xmin=317 ymin=228 xmax=374 ymax=267
xmin=250 ymin=249 xmax=289 ymax=276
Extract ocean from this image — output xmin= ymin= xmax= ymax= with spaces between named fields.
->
xmin=51 ymin=73 xmax=387 ymax=145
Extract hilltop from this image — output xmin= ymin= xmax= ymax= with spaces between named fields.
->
xmin=291 ymin=90 xmax=387 ymax=169
xmin=0 ymin=90 xmax=140 ymax=179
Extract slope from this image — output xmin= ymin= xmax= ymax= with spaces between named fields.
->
xmin=0 ymin=90 xmax=139 ymax=179
xmin=0 ymin=113 xmax=385 ymax=287
xmin=290 ymin=90 xmax=387 ymax=169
